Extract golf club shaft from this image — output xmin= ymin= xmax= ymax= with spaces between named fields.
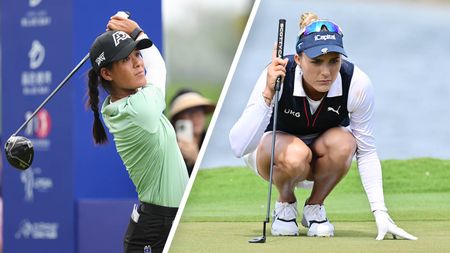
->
xmin=12 ymin=53 xmax=90 ymax=137
xmin=264 ymin=18 xmax=286 ymax=227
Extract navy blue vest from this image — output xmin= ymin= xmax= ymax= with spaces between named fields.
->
xmin=265 ymin=55 xmax=354 ymax=136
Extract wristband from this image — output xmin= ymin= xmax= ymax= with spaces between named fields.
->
xmin=131 ymin=27 xmax=143 ymax=40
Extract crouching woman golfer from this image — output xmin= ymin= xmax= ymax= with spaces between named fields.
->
xmin=86 ymin=15 xmax=188 ymax=252
xmin=230 ymin=12 xmax=417 ymax=240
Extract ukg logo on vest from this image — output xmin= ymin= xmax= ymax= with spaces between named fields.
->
xmin=284 ymin=108 xmax=301 ymax=118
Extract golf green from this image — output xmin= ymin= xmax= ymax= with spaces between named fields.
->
xmin=169 ymin=158 xmax=450 ymax=252
xmin=170 ymin=221 xmax=450 ymax=253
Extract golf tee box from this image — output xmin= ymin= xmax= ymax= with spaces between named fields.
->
xmin=1 ymin=1 xmax=162 ymax=252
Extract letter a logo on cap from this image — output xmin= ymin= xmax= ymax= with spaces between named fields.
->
xmin=112 ymin=31 xmax=130 ymax=47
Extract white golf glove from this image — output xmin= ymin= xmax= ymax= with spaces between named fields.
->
xmin=373 ymin=210 xmax=417 ymax=240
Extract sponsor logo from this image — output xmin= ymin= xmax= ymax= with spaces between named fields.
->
xmin=29 ymin=0 xmax=42 ymax=7
xmin=297 ymin=42 xmax=303 ymax=51
xmin=15 ymin=219 xmax=59 ymax=240
xmin=22 ymin=40 xmax=52 ymax=95
xmin=21 ymin=71 xmax=52 ymax=95
xmin=321 ymin=48 xmax=328 ymax=54
xmin=29 ymin=40 xmax=45 ymax=69
xmin=95 ymin=52 xmax=106 ymax=66
xmin=327 ymin=106 xmax=341 ymax=115
xmin=284 ymin=108 xmax=301 ymax=118
xmin=25 ymin=109 xmax=52 ymax=139
xmin=144 ymin=245 xmax=152 ymax=253
xmin=21 ymin=167 xmax=53 ymax=203
xmin=112 ymin=31 xmax=130 ymax=46
xmin=21 ymin=1 xmax=51 ymax=27
xmin=21 ymin=11 xmax=52 ymax=27
xmin=314 ymin=34 xmax=336 ymax=41
xmin=24 ymin=109 xmax=52 ymax=150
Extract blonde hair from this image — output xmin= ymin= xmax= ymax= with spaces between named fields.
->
xmin=299 ymin=12 xmax=319 ymax=32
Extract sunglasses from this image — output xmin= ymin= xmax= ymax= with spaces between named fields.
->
xmin=300 ymin=20 xmax=343 ymax=37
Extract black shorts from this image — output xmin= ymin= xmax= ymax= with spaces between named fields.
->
xmin=124 ymin=202 xmax=178 ymax=253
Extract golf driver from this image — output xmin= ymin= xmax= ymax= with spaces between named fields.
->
xmin=249 ymin=19 xmax=286 ymax=244
xmin=4 ymin=52 xmax=90 ymax=170
xmin=4 ymin=11 xmax=130 ymax=171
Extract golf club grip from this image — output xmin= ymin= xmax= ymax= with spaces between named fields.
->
xmin=274 ymin=19 xmax=286 ymax=91
xmin=116 ymin=11 xmax=131 ymax=19
xmin=13 ymin=53 xmax=90 ymax=137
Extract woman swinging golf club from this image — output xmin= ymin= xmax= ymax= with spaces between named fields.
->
xmin=86 ymin=14 xmax=188 ymax=252
xmin=230 ymin=12 xmax=417 ymax=240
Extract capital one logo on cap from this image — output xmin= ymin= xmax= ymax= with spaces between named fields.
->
xmin=314 ymin=34 xmax=336 ymax=41
xmin=112 ymin=31 xmax=131 ymax=47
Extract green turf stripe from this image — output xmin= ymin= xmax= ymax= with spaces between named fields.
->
xmin=182 ymin=159 xmax=450 ymax=222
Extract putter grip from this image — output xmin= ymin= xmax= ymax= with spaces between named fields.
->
xmin=275 ymin=19 xmax=286 ymax=91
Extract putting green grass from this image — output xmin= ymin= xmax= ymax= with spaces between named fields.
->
xmin=170 ymin=221 xmax=450 ymax=253
xmin=169 ymin=158 xmax=450 ymax=252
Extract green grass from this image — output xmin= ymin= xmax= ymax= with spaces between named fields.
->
xmin=169 ymin=158 xmax=450 ymax=252
xmin=170 ymin=221 xmax=450 ymax=253
xmin=180 ymin=158 xmax=450 ymax=222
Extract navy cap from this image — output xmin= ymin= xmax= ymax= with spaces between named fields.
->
xmin=296 ymin=31 xmax=347 ymax=58
xmin=89 ymin=30 xmax=152 ymax=73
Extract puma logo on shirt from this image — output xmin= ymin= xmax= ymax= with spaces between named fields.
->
xmin=327 ymin=106 xmax=341 ymax=115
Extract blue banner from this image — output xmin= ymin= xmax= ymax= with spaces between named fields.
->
xmin=2 ymin=0 xmax=75 ymax=252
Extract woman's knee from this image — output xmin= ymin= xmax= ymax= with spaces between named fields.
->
xmin=277 ymin=143 xmax=312 ymax=177
xmin=335 ymin=140 xmax=356 ymax=162
xmin=256 ymin=133 xmax=312 ymax=179
xmin=315 ymin=128 xmax=356 ymax=170
xmin=322 ymin=129 xmax=355 ymax=153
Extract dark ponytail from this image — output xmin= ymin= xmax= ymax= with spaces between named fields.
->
xmin=87 ymin=68 xmax=108 ymax=144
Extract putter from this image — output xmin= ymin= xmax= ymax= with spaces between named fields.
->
xmin=249 ymin=19 xmax=286 ymax=244
xmin=4 ymin=11 xmax=131 ymax=171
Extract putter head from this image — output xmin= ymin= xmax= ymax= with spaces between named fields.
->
xmin=4 ymin=136 xmax=34 ymax=170
xmin=248 ymin=236 xmax=266 ymax=243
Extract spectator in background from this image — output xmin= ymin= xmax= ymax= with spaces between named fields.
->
xmin=169 ymin=89 xmax=216 ymax=176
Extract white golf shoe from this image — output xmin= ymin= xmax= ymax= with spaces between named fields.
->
xmin=301 ymin=204 xmax=334 ymax=237
xmin=271 ymin=201 xmax=299 ymax=236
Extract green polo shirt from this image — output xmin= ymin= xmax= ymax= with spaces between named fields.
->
xmin=101 ymin=84 xmax=188 ymax=207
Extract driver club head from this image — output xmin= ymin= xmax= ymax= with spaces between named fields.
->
xmin=4 ymin=136 xmax=34 ymax=170
xmin=248 ymin=236 xmax=266 ymax=243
